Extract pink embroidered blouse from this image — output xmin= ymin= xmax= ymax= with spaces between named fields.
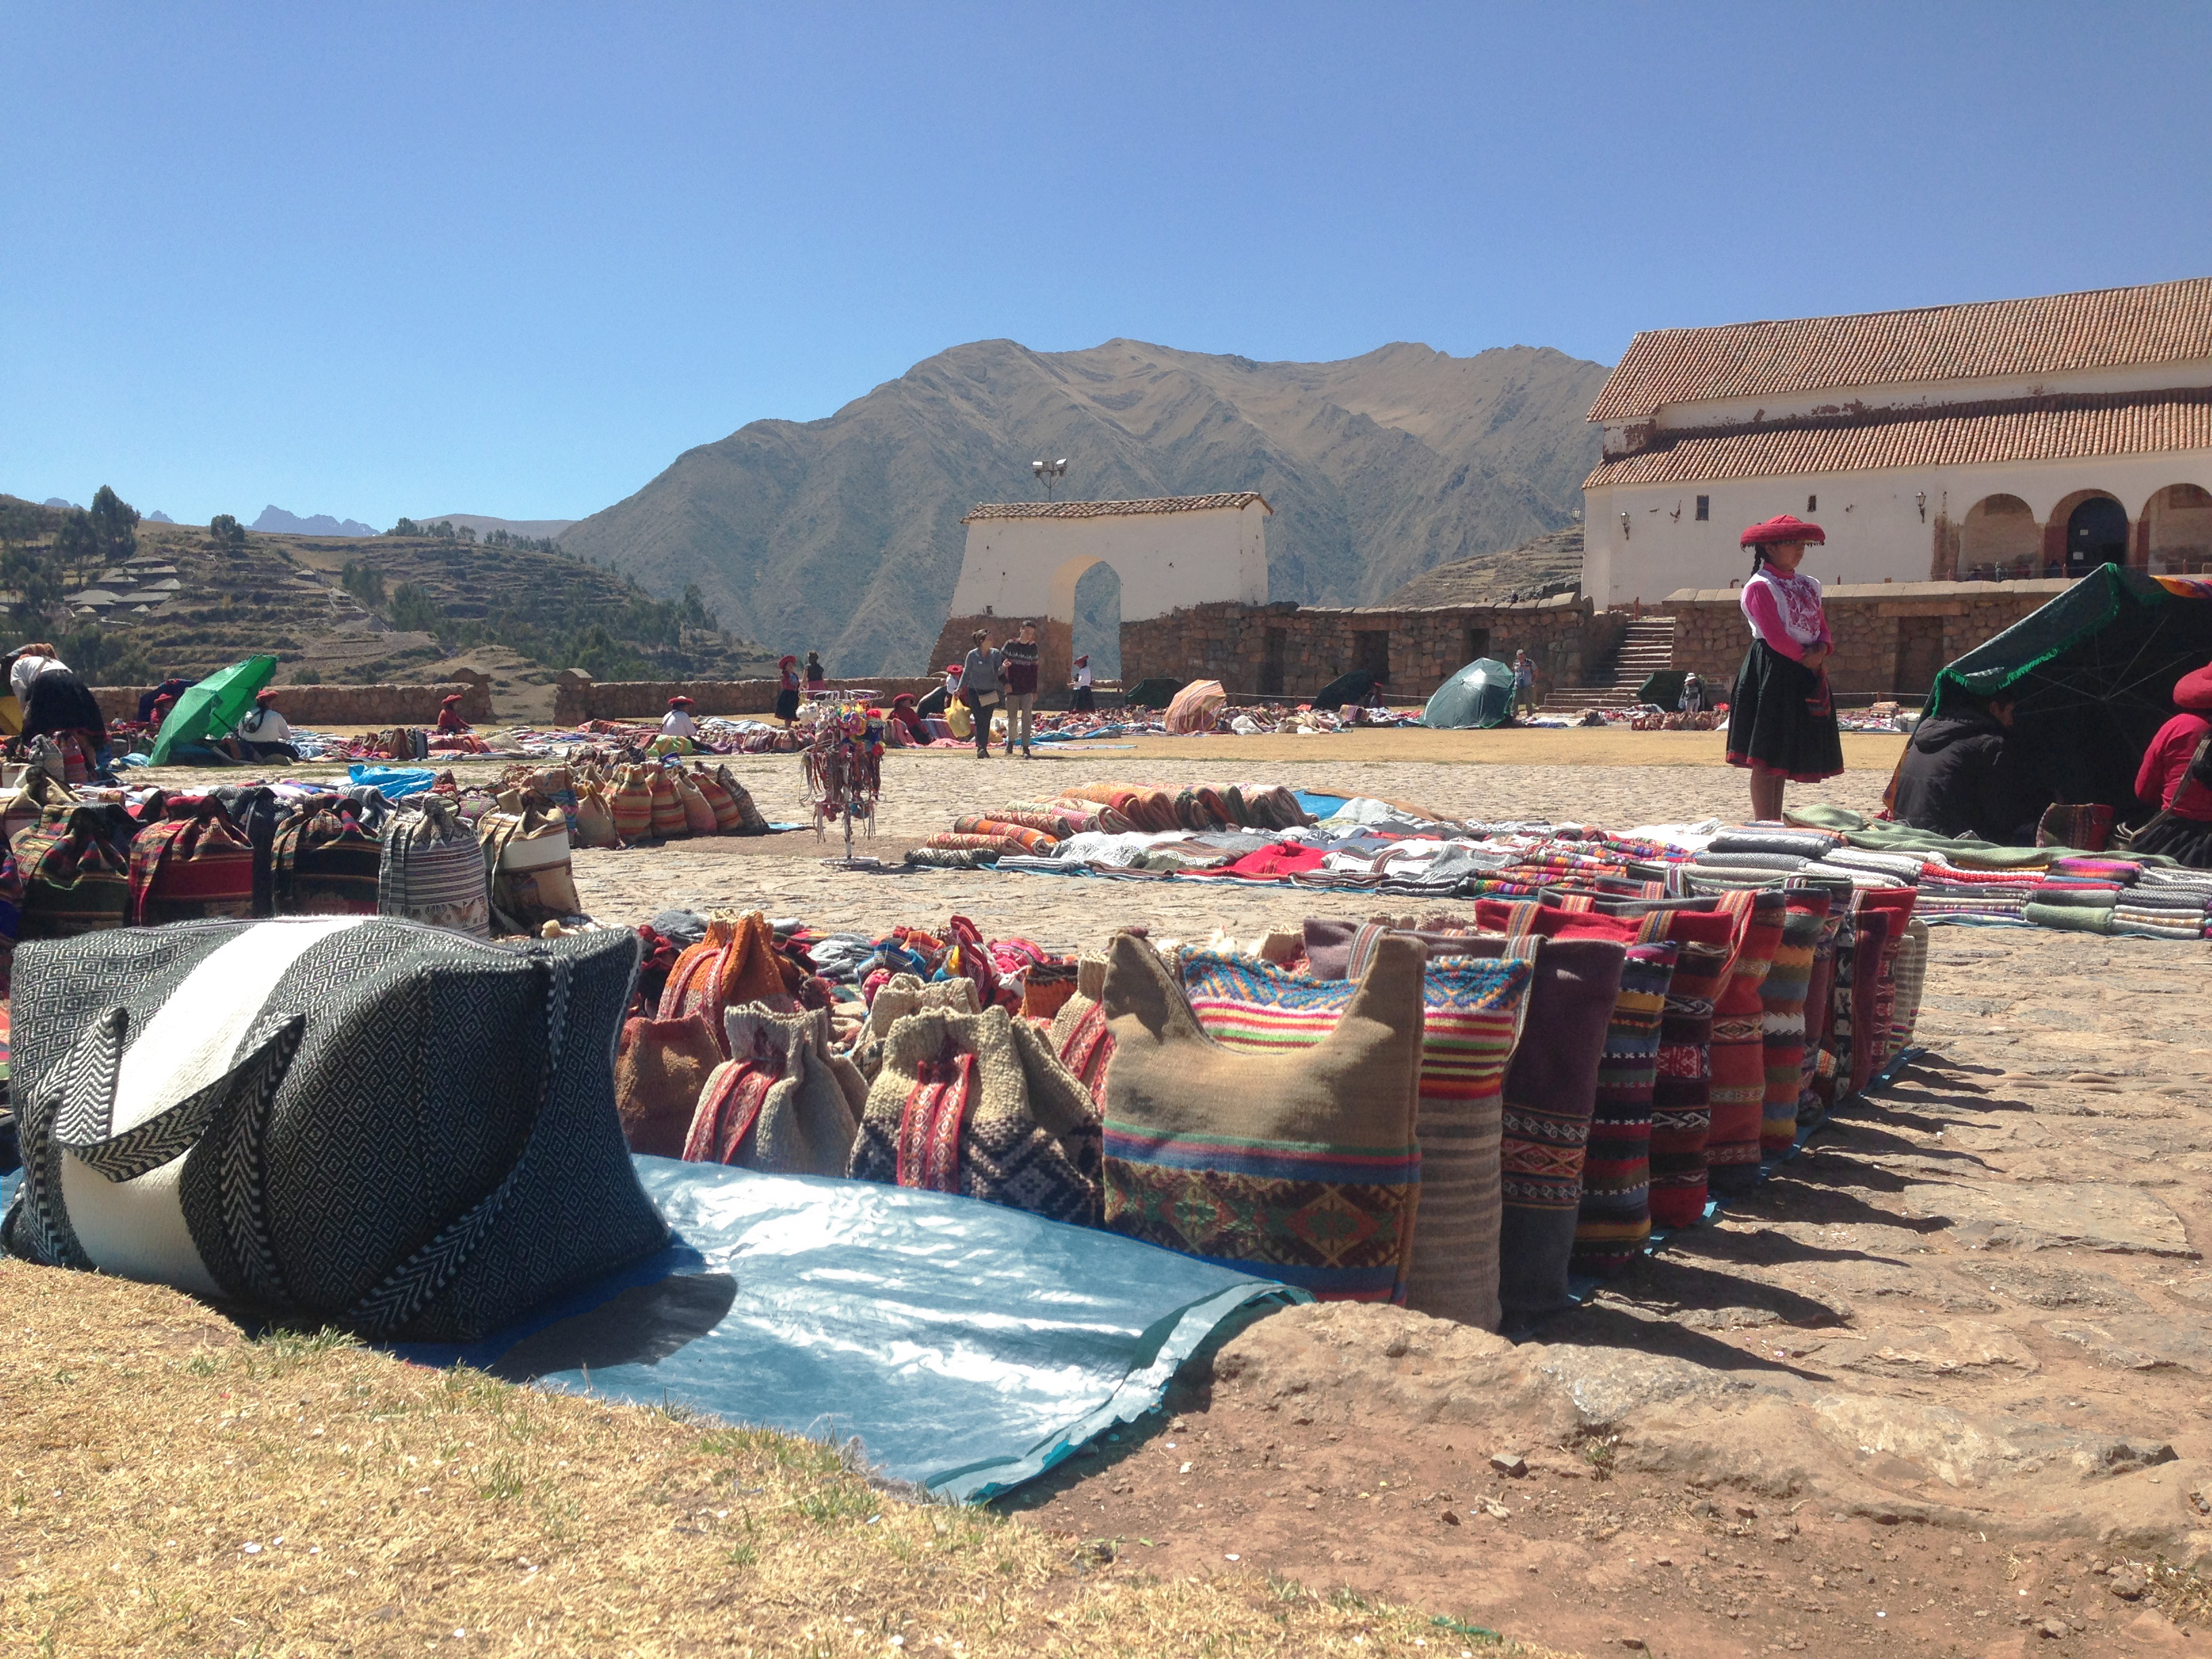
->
xmin=1740 ymin=567 xmax=1832 ymax=662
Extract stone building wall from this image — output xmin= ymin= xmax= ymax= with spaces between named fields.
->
xmin=1663 ymin=579 xmax=2069 ymax=698
xmin=554 ymin=672 xmax=945 ymax=725
xmin=1118 ymin=595 xmax=1618 ymax=702
xmin=94 ymin=677 xmax=495 ymax=725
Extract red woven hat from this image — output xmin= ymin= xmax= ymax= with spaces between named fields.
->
xmin=440 ymin=693 xmax=463 ymax=704
xmin=1740 ymin=514 xmax=1827 ymax=548
xmin=668 ymin=695 xmax=695 ymax=708
xmin=2174 ymin=666 xmax=2212 ymax=711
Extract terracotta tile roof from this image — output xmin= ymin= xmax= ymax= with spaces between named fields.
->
xmin=1582 ymin=388 xmax=2212 ymax=489
xmin=963 ymin=492 xmax=1271 ymax=523
xmin=1589 ymin=277 xmax=2212 ymax=422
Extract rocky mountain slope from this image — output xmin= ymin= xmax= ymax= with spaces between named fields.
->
xmin=1382 ymin=524 xmax=1586 ymax=608
xmin=560 ymin=338 xmax=1609 ymax=674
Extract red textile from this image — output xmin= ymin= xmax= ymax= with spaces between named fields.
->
xmin=2137 ymin=712 xmax=2212 ymax=819
xmin=1214 ymin=842 xmax=1330 ymax=879
xmin=1740 ymin=572 xmax=1832 ymax=661
xmin=1740 ymin=513 xmax=1826 ymax=546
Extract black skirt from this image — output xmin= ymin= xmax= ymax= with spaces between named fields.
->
xmin=1070 ymin=686 xmax=1095 ymax=712
xmin=2129 ymin=813 xmax=2212 ymax=868
xmin=22 ymin=667 xmax=105 ymax=742
xmin=773 ymin=687 xmax=801 ymax=722
xmin=1726 ymin=640 xmax=1843 ymax=783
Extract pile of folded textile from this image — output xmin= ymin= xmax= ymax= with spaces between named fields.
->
xmin=1912 ymin=861 xmax=2039 ymax=923
xmin=2021 ymin=856 xmax=2134 ymax=933
xmin=908 ymin=782 xmax=1311 ymax=867
xmin=2112 ymin=864 xmax=2212 ymax=940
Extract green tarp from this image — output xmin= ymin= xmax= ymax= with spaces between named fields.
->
xmin=1926 ymin=567 xmax=2212 ymax=814
xmin=1421 ymin=657 xmax=1515 ymax=729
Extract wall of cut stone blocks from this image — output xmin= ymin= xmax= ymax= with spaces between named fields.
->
xmin=1117 ymin=596 xmax=1612 ymax=701
xmin=553 ymin=673 xmax=947 ymax=725
xmin=96 ymin=678 xmax=495 ymax=725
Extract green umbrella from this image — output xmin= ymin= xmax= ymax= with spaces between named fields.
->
xmin=148 ymin=655 xmax=279 ymax=765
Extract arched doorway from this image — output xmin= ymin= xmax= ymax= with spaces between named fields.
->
xmin=1071 ymin=562 xmax=1122 ymax=683
xmin=2066 ymin=497 xmax=2129 ymax=577
xmin=1960 ymin=494 xmax=2039 ymax=579
xmin=2144 ymin=483 xmax=2212 ymax=575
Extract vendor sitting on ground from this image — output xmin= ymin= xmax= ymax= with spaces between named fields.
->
xmin=229 ymin=689 xmax=300 ymax=762
xmin=2131 ymin=664 xmax=2212 ymax=866
xmin=661 ymin=695 xmax=698 ymax=741
xmin=1890 ymin=689 xmax=2048 ymax=844
xmin=138 ymin=676 xmax=190 ymax=723
xmin=886 ymin=692 xmax=928 ymax=744
xmin=434 ymin=693 xmax=472 ymax=734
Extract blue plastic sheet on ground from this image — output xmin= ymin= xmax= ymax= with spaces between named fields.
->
xmin=389 ymin=1157 xmax=1305 ymax=1500
xmin=347 ymin=764 xmax=438 ymax=797
xmin=1294 ymin=790 xmax=1349 ymax=819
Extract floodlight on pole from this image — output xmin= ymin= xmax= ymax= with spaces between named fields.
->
xmin=1031 ymin=457 xmax=1069 ymax=501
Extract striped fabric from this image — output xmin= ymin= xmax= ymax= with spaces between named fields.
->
xmin=126 ymin=808 xmax=255 ymax=926
xmin=1572 ymin=941 xmax=1681 ymax=1276
xmin=16 ymin=807 xmax=131 ymax=941
xmin=1759 ymin=891 xmax=1832 ymax=1160
xmin=1795 ymin=905 xmax=1847 ymax=1129
xmin=1180 ymin=945 xmax=1534 ymax=1326
xmin=1704 ymin=890 xmax=1786 ymax=1191
xmin=1853 ymin=889 xmax=1918 ymax=1093
xmin=1887 ymin=920 xmax=1931 ymax=1060
xmin=1648 ymin=915 xmax=1735 ymax=1227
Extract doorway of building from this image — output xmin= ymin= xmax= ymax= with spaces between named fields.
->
xmin=1462 ymin=626 xmax=1490 ymax=667
xmin=1259 ymin=628 xmax=1287 ymax=696
xmin=2066 ymin=497 xmax=2129 ymax=577
xmin=1894 ymin=615 xmax=1944 ymax=696
xmin=1070 ymin=561 xmax=1122 ymax=682
xmin=1353 ymin=630 xmax=1391 ymax=683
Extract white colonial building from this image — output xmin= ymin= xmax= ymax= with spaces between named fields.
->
xmin=1580 ymin=276 xmax=2212 ymax=607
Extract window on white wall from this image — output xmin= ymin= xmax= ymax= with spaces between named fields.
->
xmin=1807 ymin=493 xmax=1818 ymax=512
xmin=1695 ymin=495 xmax=1709 ymax=521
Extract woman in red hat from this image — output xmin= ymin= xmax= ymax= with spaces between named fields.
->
xmin=434 ymin=693 xmax=472 ymax=735
xmin=2131 ymin=665 xmax=2212 ymax=865
xmin=774 ymin=657 xmax=802 ymax=726
xmin=661 ymin=695 xmax=698 ymax=741
xmin=1727 ymin=514 xmax=1844 ymax=819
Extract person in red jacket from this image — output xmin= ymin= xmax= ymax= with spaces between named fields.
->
xmin=435 ymin=693 xmax=472 ymax=734
xmin=2132 ymin=664 xmax=2212 ymax=865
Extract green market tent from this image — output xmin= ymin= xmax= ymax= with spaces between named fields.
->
xmin=1637 ymin=669 xmax=1689 ymax=710
xmin=1926 ymin=567 xmax=2212 ymax=815
xmin=148 ymin=655 xmax=279 ymax=765
xmin=1122 ymin=676 xmax=1185 ymax=710
xmin=1421 ymin=657 xmax=1516 ymax=729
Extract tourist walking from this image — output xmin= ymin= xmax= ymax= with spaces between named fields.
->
xmin=775 ymin=656 xmax=802 ymax=726
xmin=1678 ymin=671 xmax=1705 ymax=714
xmin=1000 ymin=620 xmax=1040 ymax=757
xmin=1726 ymin=514 xmax=1844 ymax=820
xmin=960 ymin=629 xmax=1004 ymax=758
xmin=1511 ymin=650 xmax=1536 ymax=718
xmin=1069 ymin=655 xmax=1094 ymax=712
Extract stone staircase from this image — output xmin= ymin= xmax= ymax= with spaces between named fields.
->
xmin=1544 ymin=616 xmax=1677 ymax=711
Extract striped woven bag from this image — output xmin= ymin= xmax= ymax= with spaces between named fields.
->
xmin=16 ymin=805 xmax=131 ymax=941
xmin=126 ymin=800 xmax=255 ymax=926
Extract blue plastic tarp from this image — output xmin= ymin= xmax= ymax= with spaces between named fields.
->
xmin=390 ymin=1157 xmax=1304 ymax=1500
xmin=347 ymin=764 xmax=438 ymax=798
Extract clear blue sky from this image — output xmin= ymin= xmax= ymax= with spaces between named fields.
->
xmin=8 ymin=2 xmax=2209 ymax=529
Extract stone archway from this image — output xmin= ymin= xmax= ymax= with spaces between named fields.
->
xmin=2143 ymin=483 xmax=2212 ymax=575
xmin=1042 ymin=556 xmax=1125 ymax=695
xmin=2066 ymin=495 xmax=2130 ymax=578
xmin=1960 ymin=494 xmax=2039 ymax=579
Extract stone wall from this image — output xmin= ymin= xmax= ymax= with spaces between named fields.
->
xmin=95 ymin=677 xmax=495 ymax=726
xmin=1117 ymin=594 xmax=1612 ymax=701
xmin=1662 ymin=579 xmax=2070 ymax=698
xmin=554 ymin=672 xmax=945 ymax=725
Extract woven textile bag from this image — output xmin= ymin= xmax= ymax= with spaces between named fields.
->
xmin=2 ymin=767 xmax=78 ymax=846
xmin=684 ymin=1005 xmax=863 ymax=1176
xmin=126 ymin=802 xmax=255 ymax=926
xmin=0 ymin=845 xmax=22 ymax=998
xmin=1887 ymin=919 xmax=1931 ymax=1063
xmin=209 ymin=785 xmax=290 ymax=917
xmin=613 ymin=1010 xmax=722 ymax=1155
xmin=478 ymin=805 xmax=578 ymax=934
xmin=848 ymin=1004 xmax=1102 ymax=1225
xmin=1704 ymin=891 xmax=1786 ymax=1192
xmin=657 ymin=911 xmax=800 ymax=1054
xmin=1047 ymin=953 xmax=1113 ymax=1107
xmin=853 ymin=971 xmax=979 ymax=1081
xmin=571 ymin=784 xmax=619 ymax=849
xmin=705 ymin=764 xmax=771 ymax=834
xmin=1758 ymin=890 xmax=1832 ymax=1160
xmin=691 ymin=768 xmax=744 ymax=833
xmin=674 ymin=771 xmax=718 ymax=836
xmin=377 ymin=797 xmax=491 ymax=938
xmin=273 ymin=796 xmax=384 ymax=916
xmin=2 ymin=920 xmax=667 ymax=1343
xmin=609 ymin=766 xmax=654 ymax=843
xmin=1794 ymin=905 xmax=1848 ymax=1130
xmin=647 ymin=766 xmax=688 ymax=839
xmin=16 ymin=804 xmax=131 ymax=940
xmin=1099 ymin=932 xmax=1425 ymax=1304
xmin=1181 ymin=939 xmax=1535 ymax=1328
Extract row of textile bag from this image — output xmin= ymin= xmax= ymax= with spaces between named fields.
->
xmin=909 ymin=781 xmax=1315 ymax=867
xmin=472 ymin=758 xmax=772 ymax=848
xmin=607 ymin=884 xmax=1927 ymax=1333
xmin=1667 ymin=815 xmax=2212 ymax=942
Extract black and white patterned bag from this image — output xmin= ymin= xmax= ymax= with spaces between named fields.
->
xmin=1 ymin=918 xmax=669 ymax=1342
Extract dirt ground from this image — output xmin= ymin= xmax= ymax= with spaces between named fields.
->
xmin=90 ymin=729 xmax=2212 ymax=1655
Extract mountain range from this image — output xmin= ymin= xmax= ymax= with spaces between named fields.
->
xmin=409 ymin=513 xmax=579 ymax=541
xmin=253 ymin=505 xmax=377 ymax=537
xmin=559 ymin=337 xmax=1610 ymax=675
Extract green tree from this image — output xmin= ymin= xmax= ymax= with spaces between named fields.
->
xmin=208 ymin=513 xmax=247 ymax=552
xmin=53 ymin=508 xmax=98 ymax=587
xmin=387 ymin=581 xmax=441 ymax=634
xmin=388 ymin=517 xmax=422 ymax=537
xmin=340 ymin=562 xmax=387 ymax=605
xmin=89 ymin=485 xmax=139 ymax=564
xmin=59 ymin=621 xmax=152 ymax=686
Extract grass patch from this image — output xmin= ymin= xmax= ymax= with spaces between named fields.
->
xmin=0 ymin=1260 xmax=1578 ymax=1656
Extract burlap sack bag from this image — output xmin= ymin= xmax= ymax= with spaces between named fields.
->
xmin=852 ymin=972 xmax=981 ymax=1081
xmin=613 ymin=1012 xmax=722 ymax=1157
